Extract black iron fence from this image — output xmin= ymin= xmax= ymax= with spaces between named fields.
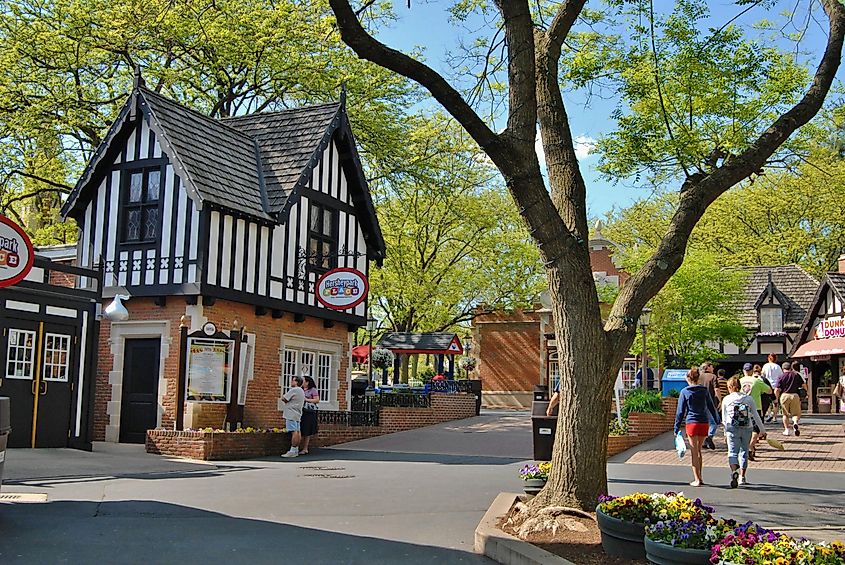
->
xmin=377 ymin=391 xmax=431 ymax=408
xmin=428 ymin=380 xmax=474 ymax=394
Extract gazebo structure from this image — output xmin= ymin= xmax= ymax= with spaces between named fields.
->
xmin=378 ymin=332 xmax=464 ymax=383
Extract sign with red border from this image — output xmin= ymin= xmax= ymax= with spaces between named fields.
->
xmin=0 ymin=214 xmax=34 ymax=289
xmin=316 ymin=267 xmax=368 ymax=311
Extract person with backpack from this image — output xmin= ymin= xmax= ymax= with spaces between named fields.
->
xmin=721 ymin=376 xmax=766 ymax=487
xmin=739 ymin=363 xmax=772 ymax=461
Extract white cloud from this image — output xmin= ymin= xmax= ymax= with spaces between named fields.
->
xmin=535 ymin=132 xmax=597 ymax=166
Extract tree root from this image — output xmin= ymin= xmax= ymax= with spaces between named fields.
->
xmin=506 ymin=502 xmax=596 ymax=540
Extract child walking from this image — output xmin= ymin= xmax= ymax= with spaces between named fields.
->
xmin=721 ymin=376 xmax=766 ymax=488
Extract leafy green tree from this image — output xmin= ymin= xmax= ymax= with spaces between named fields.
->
xmin=328 ymin=0 xmax=845 ymax=511
xmin=370 ymin=114 xmax=545 ymax=333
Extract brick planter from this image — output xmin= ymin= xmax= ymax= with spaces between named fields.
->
xmin=146 ymin=430 xmax=291 ymax=460
xmin=607 ymin=397 xmax=678 ymax=457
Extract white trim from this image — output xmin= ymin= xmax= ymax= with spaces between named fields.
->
xmin=106 ymin=320 xmax=171 ymax=442
xmin=5 ymin=300 xmax=39 ymax=313
xmin=45 ymin=306 xmax=78 ymax=319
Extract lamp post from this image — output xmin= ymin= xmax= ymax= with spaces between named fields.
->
xmin=639 ymin=307 xmax=652 ymax=391
xmin=366 ymin=317 xmax=378 ymax=388
xmin=464 ymin=335 xmax=473 ymax=378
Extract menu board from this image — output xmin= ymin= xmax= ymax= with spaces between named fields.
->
xmin=185 ymin=338 xmax=233 ymax=403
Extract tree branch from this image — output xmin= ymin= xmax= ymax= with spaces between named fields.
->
xmin=546 ymin=0 xmax=587 ymax=54
xmin=8 ymin=171 xmax=73 ymax=192
xmin=606 ymin=0 xmax=845 ymax=345
xmin=328 ymin=0 xmax=503 ymax=158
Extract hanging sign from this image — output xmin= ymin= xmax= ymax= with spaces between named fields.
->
xmin=316 ymin=267 xmax=368 ymax=311
xmin=185 ymin=337 xmax=234 ymax=403
xmin=0 ymin=214 xmax=35 ymax=289
xmin=815 ymin=316 xmax=845 ymax=340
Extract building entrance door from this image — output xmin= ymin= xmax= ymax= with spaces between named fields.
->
xmin=119 ymin=338 xmax=161 ymax=443
xmin=0 ymin=320 xmax=76 ymax=447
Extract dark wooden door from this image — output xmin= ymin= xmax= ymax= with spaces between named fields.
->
xmin=35 ymin=328 xmax=75 ymax=447
xmin=119 ymin=339 xmax=160 ymax=443
xmin=0 ymin=322 xmax=39 ymax=448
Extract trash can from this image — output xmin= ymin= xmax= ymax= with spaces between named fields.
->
xmin=533 ymin=385 xmax=549 ymax=401
xmin=468 ymin=380 xmax=482 ymax=416
xmin=661 ymin=369 xmax=689 ymax=397
xmin=0 ymin=396 xmax=9 ymax=492
xmin=531 ymin=400 xmax=557 ymax=461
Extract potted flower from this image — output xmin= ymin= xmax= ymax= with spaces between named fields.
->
xmin=370 ymin=348 xmax=395 ymax=370
xmin=518 ymin=462 xmax=550 ymax=495
xmin=711 ymin=523 xmax=845 ymax=565
xmin=645 ymin=516 xmax=731 ymax=565
xmin=596 ymin=492 xmax=712 ymax=560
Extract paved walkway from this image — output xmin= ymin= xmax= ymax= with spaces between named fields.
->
xmin=619 ymin=416 xmax=845 ymax=472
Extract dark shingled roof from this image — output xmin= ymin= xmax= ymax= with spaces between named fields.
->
xmin=731 ymin=265 xmax=819 ymax=330
xmin=379 ymin=333 xmax=462 ymax=352
xmin=140 ymin=88 xmax=268 ymax=219
xmin=828 ymin=273 xmax=845 ymax=300
xmin=222 ymin=103 xmax=341 ymax=215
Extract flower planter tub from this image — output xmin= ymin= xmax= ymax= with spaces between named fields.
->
xmin=644 ymin=536 xmax=711 ymax=565
xmin=596 ymin=507 xmax=646 ymax=560
xmin=522 ymin=478 xmax=546 ymax=496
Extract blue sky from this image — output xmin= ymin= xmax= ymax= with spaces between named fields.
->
xmin=374 ymin=0 xmax=836 ymax=218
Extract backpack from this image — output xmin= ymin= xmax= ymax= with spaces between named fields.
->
xmin=732 ymin=401 xmax=750 ymax=427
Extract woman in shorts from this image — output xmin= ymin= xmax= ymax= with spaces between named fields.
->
xmin=674 ymin=367 xmax=721 ymax=487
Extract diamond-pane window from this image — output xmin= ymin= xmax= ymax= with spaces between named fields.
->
xmin=122 ymin=167 xmax=161 ymax=243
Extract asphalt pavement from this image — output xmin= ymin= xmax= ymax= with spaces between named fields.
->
xmin=0 ymin=409 xmax=842 ymax=564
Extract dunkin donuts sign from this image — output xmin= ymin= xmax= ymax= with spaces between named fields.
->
xmin=816 ymin=316 xmax=845 ymax=340
xmin=0 ymin=214 xmax=34 ymax=288
xmin=316 ymin=267 xmax=368 ymax=311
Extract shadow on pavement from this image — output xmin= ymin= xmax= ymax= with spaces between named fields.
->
xmin=3 ymin=464 xmax=256 ymax=488
xmin=0 ymin=500 xmax=491 ymax=564
xmin=255 ymin=449 xmax=522 ymax=466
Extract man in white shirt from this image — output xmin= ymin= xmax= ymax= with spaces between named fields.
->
xmin=761 ymin=353 xmax=784 ymax=388
xmin=281 ymin=376 xmax=305 ymax=458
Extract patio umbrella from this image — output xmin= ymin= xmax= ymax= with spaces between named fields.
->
xmin=352 ymin=345 xmax=370 ymax=364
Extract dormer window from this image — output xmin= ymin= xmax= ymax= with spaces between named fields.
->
xmin=308 ymin=203 xmax=337 ymax=271
xmin=760 ymin=306 xmax=783 ymax=333
xmin=121 ymin=167 xmax=161 ymax=243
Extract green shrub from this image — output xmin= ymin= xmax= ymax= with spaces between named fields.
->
xmin=621 ymin=389 xmax=663 ymax=419
xmin=418 ymin=366 xmax=436 ymax=384
xmin=668 ymin=388 xmax=681 ymax=398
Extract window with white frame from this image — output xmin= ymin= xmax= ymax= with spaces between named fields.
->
xmin=42 ymin=333 xmax=71 ymax=382
xmin=620 ymin=359 xmax=638 ymax=390
xmin=548 ymin=351 xmax=560 ymax=392
xmin=6 ymin=329 xmax=36 ymax=380
xmin=760 ymin=307 xmax=783 ymax=333
xmin=280 ymin=337 xmax=340 ymax=408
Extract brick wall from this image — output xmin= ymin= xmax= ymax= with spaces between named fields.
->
xmin=95 ymin=296 xmax=353 ymax=441
xmin=147 ymin=392 xmax=478 ymax=460
xmin=606 ymin=397 xmax=678 ymax=457
xmin=474 ymin=310 xmax=541 ymax=399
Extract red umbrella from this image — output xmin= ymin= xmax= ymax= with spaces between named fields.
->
xmin=352 ymin=345 xmax=370 ymax=364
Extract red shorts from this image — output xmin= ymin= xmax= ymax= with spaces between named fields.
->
xmin=685 ymin=423 xmax=710 ymax=437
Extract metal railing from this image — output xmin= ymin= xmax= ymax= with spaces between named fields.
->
xmin=377 ymin=390 xmax=431 ymax=408
xmin=428 ymin=380 xmax=474 ymax=394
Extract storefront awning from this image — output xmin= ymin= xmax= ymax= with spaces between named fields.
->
xmin=792 ymin=337 xmax=845 ymax=358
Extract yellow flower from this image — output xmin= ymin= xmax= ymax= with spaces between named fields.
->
xmin=679 ymin=512 xmax=691 ymax=521
xmin=774 ymin=558 xmax=788 ymax=565
xmin=760 ymin=543 xmax=775 ymax=556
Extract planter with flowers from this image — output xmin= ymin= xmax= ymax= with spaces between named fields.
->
xmin=711 ymin=522 xmax=845 ymax=565
xmin=644 ymin=515 xmax=732 ymax=565
xmin=596 ymin=492 xmax=712 ymax=560
xmin=518 ymin=462 xmax=550 ymax=495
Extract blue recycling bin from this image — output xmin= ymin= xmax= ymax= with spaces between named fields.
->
xmin=661 ymin=369 xmax=689 ymax=397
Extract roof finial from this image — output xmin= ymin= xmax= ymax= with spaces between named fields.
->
xmin=133 ymin=64 xmax=145 ymax=90
xmin=340 ymin=82 xmax=347 ymax=108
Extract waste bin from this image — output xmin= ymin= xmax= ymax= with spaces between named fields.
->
xmin=661 ymin=369 xmax=689 ymax=397
xmin=533 ymin=385 xmax=549 ymax=401
xmin=468 ymin=380 xmax=482 ymax=416
xmin=0 ymin=396 xmax=9 ymax=492
xmin=531 ymin=400 xmax=557 ymax=461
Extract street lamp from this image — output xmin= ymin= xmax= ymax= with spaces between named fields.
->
xmin=639 ymin=307 xmax=652 ymax=391
xmin=366 ymin=317 xmax=378 ymax=388
xmin=464 ymin=335 xmax=473 ymax=378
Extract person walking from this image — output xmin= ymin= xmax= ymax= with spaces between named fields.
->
xmin=698 ymin=362 xmax=721 ymax=450
xmin=761 ymin=353 xmax=783 ymax=421
xmin=716 ymin=369 xmax=730 ymax=406
xmin=739 ymin=363 xmax=772 ymax=461
xmin=721 ymin=376 xmax=767 ymax=487
xmin=675 ymin=367 xmax=721 ymax=487
xmin=299 ymin=375 xmax=320 ymax=456
xmin=281 ymin=375 xmax=305 ymax=458
xmin=775 ymin=361 xmax=807 ymax=436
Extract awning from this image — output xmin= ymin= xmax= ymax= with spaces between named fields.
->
xmin=352 ymin=345 xmax=370 ymax=364
xmin=792 ymin=337 xmax=845 ymax=358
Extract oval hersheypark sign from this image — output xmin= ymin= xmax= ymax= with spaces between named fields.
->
xmin=0 ymin=214 xmax=34 ymax=289
xmin=316 ymin=267 xmax=368 ymax=311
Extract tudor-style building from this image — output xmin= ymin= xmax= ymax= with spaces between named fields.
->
xmin=789 ymin=257 xmax=845 ymax=414
xmin=61 ymin=82 xmax=385 ymax=442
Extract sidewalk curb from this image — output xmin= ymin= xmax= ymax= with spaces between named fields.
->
xmin=474 ymin=492 xmax=575 ymax=565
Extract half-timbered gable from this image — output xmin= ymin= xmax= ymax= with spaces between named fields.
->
xmin=62 ymin=86 xmax=384 ymax=325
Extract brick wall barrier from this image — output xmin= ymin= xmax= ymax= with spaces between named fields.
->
xmin=607 ymin=397 xmax=678 ymax=457
xmin=146 ymin=392 xmax=478 ymax=460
